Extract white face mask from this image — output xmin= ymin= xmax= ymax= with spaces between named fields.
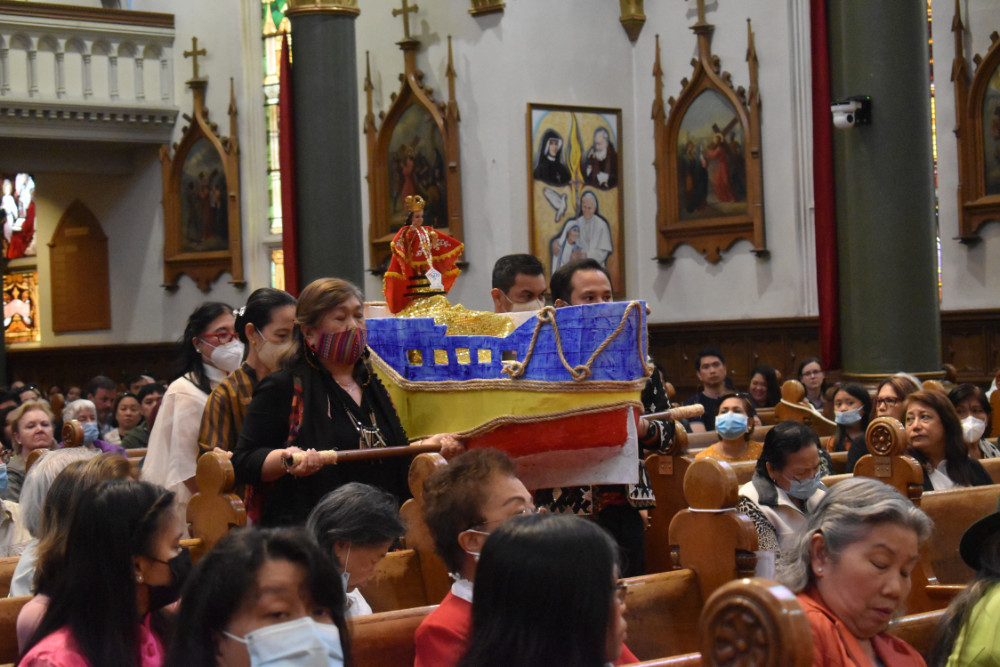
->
xmin=340 ymin=544 xmax=351 ymax=592
xmin=223 ymin=617 xmax=344 ymax=667
xmin=462 ymin=528 xmax=490 ymax=562
xmin=962 ymin=415 xmax=987 ymax=444
xmin=207 ymin=340 xmax=245 ymax=373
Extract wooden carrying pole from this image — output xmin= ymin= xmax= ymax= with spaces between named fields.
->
xmin=283 ymin=443 xmax=441 ymax=467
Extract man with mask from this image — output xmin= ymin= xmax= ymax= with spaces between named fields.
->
xmin=86 ymin=375 xmax=118 ymax=437
xmin=414 ymin=448 xmax=638 ymax=667
xmin=489 ymin=253 xmax=547 ymax=314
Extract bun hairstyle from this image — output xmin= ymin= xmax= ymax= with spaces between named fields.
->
xmin=234 ymin=288 xmax=297 ymax=346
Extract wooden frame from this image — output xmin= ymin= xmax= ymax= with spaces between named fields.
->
xmin=526 ymin=103 xmax=626 ymax=296
xmin=159 ymin=47 xmax=243 ymax=293
xmin=952 ymin=11 xmax=1000 ymax=242
xmin=364 ymin=33 xmax=463 ymax=274
xmin=652 ymin=15 xmax=766 ymax=263
xmin=3 ymin=268 xmax=40 ymax=344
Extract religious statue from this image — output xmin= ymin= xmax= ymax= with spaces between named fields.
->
xmin=383 ymin=195 xmax=463 ymax=314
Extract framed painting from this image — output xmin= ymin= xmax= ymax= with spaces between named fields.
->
xmin=526 ymin=104 xmax=625 ymax=296
xmin=952 ymin=11 xmax=1000 ymax=240
xmin=651 ymin=21 xmax=766 ymax=263
xmin=1 ymin=172 xmax=37 ymax=260
xmin=4 ymin=269 xmax=40 ymax=344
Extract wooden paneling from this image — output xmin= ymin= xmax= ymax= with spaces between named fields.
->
xmin=6 ymin=342 xmax=175 ymax=391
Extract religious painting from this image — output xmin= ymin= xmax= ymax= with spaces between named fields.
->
xmin=179 ymin=138 xmax=229 ymax=253
xmin=1 ymin=172 xmax=37 ymax=260
xmin=3 ymin=269 xmax=40 ymax=344
xmin=677 ymin=90 xmax=748 ymax=221
xmin=952 ymin=4 xmax=1000 ymax=239
xmin=387 ymin=104 xmax=448 ymax=231
xmin=527 ymin=104 xmax=625 ymax=296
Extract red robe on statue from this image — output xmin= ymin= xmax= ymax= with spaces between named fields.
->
xmin=383 ymin=222 xmax=463 ymax=314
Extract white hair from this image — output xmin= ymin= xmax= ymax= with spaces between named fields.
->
xmin=18 ymin=447 xmax=99 ymax=536
xmin=62 ymin=399 xmax=97 ymax=422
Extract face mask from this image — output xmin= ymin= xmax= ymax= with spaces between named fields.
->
xmin=82 ymin=421 xmax=99 ymax=445
xmin=223 ymin=617 xmax=344 ymax=667
xmin=461 ymin=528 xmax=490 ymax=563
xmin=340 ymin=544 xmax=351 ymax=592
xmin=962 ymin=415 xmax=987 ymax=444
xmin=501 ymin=291 xmax=544 ymax=313
xmin=784 ymin=472 xmax=823 ymax=501
xmin=147 ymin=547 xmax=192 ymax=611
xmin=715 ymin=412 xmax=748 ymax=439
xmin=207 ymin=340 xmax=245 ymax=374
xmin=0 ymin=463 xmax=7 ymax=492
xmin=835 ymin=406 xmax=863 ymax=425
xmin=256 ymin=330 xmax=294 ymax=372
xmin=311 ymin=328 xmax=366 ymax=366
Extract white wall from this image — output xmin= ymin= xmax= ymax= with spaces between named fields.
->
xmin=933 ymin=0 xmax=1000 ymax=311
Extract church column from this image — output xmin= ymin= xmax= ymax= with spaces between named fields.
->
xmin=285 ymin=0 xmax=365 ymax=288
xmin=828 ymin=0 xmax=941 ymax=378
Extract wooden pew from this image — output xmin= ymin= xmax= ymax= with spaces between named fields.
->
xmin=991 ymin=389 xmax=1000 ymax=437
xmin=919 ymin=484 xmax=1000 ymax=586
xmin=0 ymin=595 xmax=30 ymax=665
xmin=774 ymin=380 xmax=837 ymax=436
xmin=852 ymin=417 xmax=924 ymax=505
xmin=981 ymin=457 xmax=1000 ymax=484
xmin=0 ymin=557 xmax=18 ymax=598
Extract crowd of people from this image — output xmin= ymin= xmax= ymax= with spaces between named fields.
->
xmin=0 ymin=253 xmax=997 ymax=666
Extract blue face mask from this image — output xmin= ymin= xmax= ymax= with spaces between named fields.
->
xmin=715 ymin=412 xmax=748 ymax=440
xmin=834 ymin=407 xmax=862 ymax=426
xmin=0 ymin=463 xmax=7 ymax=492
xmin=82 ymin=421 xmax=99 ymax=445
xmin=784 ymin=472 xmax=823 ymax=500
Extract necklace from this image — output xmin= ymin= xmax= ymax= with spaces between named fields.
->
xmin=414 ymin=226 xmax=444 ymax=290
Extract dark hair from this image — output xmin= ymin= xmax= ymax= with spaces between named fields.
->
xmin=306 ymin=482 xmax=404 ymax=569
xmin=749 ymin=364 xmax=781 ymax=408
xmin=165 ymin=526 xmax=351 ymax=667
xmin=176 ymin=302 xmax=233 ymax=394
xmin=756 ymin=421 xmax=821 ymax=476
xmin=25 ymin=480 xmax=177 ymax=666
xmin=137 ymin=383 xmax=167 ymax=403
xmin=796 ymin=357 xmax=828 ymax=395
xmin=234 ymin=287 xmax=297 ymax=346
xmin=949 ymin=383 xmax=992 ymax=436
xmin=458 ymin=514 xmax=619 ymax=667
xmin=930 ymin=531 xmax=1000 ymax=666
xmin=85 ymin=375 xmax=116 ymax=398
xmin=110 ymin=392 xmax=140 ymax=429
xmin=904 ymin=390 xmax=981 ymax=487
xmin=718 ymin=393 xmax=757 ymax=441
xmin=492 ymin=254 xmax=544 ymax=293
xmin=833 ymin=383 xmax=872 ymax=451
xmin=126 ymin=375 xmax=153 ymax=390
xmin=423 ymin=448 xmax=517 ymax=573
xmin=550 ymin=258 xmax=613 ymax=305
xmin=694 ymin=346 xmax=725 ymax=372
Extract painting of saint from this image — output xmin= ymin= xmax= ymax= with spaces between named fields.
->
xmin=677 ymin=90 xmax=748 ymax=221
xmin=2 ymin=173 xmax=37 ymax=259
xmin=388 ymin=104 xmax=448 ymax=230
xmin=180 ymin=139 xmax=229 ymax=253
xmin=528 ymin=105 xmax=624 ymax=295
xmin=983 ymin=65 xmax=1000 ymax=196
xmin=3 ymin=270 xmax=40 ymax=343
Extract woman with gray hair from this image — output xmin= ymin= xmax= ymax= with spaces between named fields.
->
xmin=61 ymin=399 xmax=123 ymax=455
xmin=306 ymin=481 xmax=405 ymax=616
xmin=778 ymin=477 xmax=932 ymax=666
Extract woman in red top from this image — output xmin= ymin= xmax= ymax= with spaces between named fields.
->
xmin=778 ymin=477 xmax=932 ymax=666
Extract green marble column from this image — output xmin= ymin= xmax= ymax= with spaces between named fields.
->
xmin=829 ymin=0 xmax=941 ymax=378
xmin=286 ymin=0 xmax=364 ymax=288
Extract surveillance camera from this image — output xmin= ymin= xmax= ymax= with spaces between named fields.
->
xmin=831 ymin=96 xmax=872 ymax=131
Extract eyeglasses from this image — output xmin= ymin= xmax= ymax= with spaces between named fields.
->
xmin=469 ymin=505 xmax=541 ymax=530
xmin=875 ymin=397 xmax=899 ymax=409
xmin=614 ymin=580 xmax=628 ymax=605
xmin=199 ymin=330 xmax=237 ymax=345
xmin=801 ymin=370 xmax=824 ymax=377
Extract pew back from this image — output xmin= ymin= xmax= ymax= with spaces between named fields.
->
xmin=920 ymin=484 xmax=1000 ymax=585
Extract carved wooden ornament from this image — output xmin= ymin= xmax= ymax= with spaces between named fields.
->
xmin=951 ymin=2 xmax=1000 ymax=242
xmin=652 ymin=12 xmax=766 ymax=263
xmin=364 ymin=5 xmax=463 ymax=273
xmin=159 ymin=38 xmax=244 ymax=292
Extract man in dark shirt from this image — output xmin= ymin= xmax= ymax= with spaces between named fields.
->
xmin=683 ymin=347 xmax=728 ymax=433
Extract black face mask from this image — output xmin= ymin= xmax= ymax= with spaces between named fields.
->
xmin=146 ymin=547 xmax=192 ymax=610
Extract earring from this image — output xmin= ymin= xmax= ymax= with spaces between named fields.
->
xmin=816 ymin=567 xmax=823 ymax=574
xmin=136 ymin=573 xmax=143 ymax=583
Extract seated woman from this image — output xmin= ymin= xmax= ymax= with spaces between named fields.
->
xmin=797 ymin=357 xmax=828 ymax=412
xmin=20 ymin=479 xmax=187 ymax=666
xmin=232 ymin=278 xmax=460 ymax=526
xmin=831 ymin=383 xmax=871 ymax=461
xmin=748 ymin=364 xmax=781 ymax=409
xmin=737 ymin=421 xmax=826 ymax=578
xmin=306 ymin=481 xmax=405 ymax=617
xmin=778 ymin=477 xmax=932 ymax=666
xmin=9 ymin=447 xmax=99 ymax=597
xmin=165 ymin=526 xmax=349 ymax=667
xmin=695 ymin=393 xmax=762 ymax=462
xmin=458 ymin=513 xmax=628 ymax=667
xmin=848 ymin=375 xmax=921 ymax=470
xmin=949 ymin=383 xmax=999 ymax=460
xmin=930 ymin=501 xmax=1000 ymax=664
xmin=3 ymin=400 xmax=58 ymax=502
xmin=904 ymin=390 xmax=992 ymax=491
xmin=15 ymin=453 xmax=132 ymax=650
xmin=60 ymin=399 xmax=123 ymax=455
xmin=103 ymin=393 xmax=143 ymax=447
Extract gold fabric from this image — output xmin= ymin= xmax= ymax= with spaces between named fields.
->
xmin=395 ymin=295 xmax=517 ymax=337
